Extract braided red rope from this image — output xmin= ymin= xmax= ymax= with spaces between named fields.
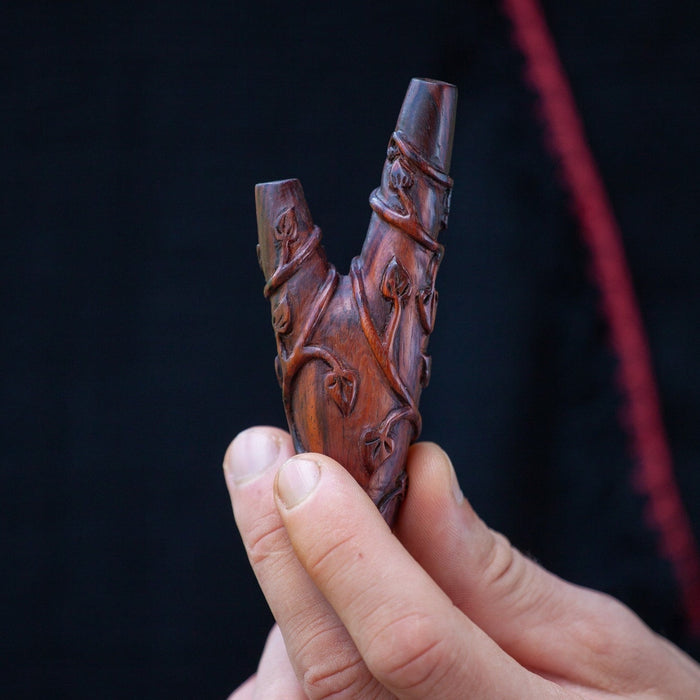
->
xmin=501 ymin=0 xmax=700 ymax=634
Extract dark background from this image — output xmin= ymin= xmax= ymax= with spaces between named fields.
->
xmin=3 ymin=1 xmax=700 ymax=697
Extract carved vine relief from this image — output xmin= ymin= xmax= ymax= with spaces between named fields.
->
xmin=255 ymin=78 xmax=457 ymax=525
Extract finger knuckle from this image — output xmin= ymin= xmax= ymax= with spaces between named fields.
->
xmin=303 ymin=654 xmax=372 ymax=699
xmin=570 ymin=591 xmax=644 ymax=664
xmin=366 ymin=612 xmax=454 ymax=694
xmin=482 ymin=531 xmax=526 ymax=596
xmin=304 ymin=531 xmax=358 ymax=587
xmin=245 ymin=512 xmax=289 ymax=567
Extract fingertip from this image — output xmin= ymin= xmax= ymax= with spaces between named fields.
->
xmin=275 ymin=456 xmax=322 ymax=510
xmin=396 ymin=441 xmax=486 ymax=569
xmin=223 ymin=426 xmax=293 ymax=487
xmin=274 ymin=450 xmax=374 ymax=515
xmin=401 ymin=442 xmax=464 ymax=518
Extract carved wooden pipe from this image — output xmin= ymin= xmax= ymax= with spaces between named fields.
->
xmin=256 ymin=78 xmax=457 ymax=526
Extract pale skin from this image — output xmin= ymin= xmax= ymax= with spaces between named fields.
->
xmin=224 ymin=426 xmax=700 ymax=699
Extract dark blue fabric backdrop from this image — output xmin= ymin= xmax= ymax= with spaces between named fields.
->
xmin=3 ymin=1 xmax=700 ymax=697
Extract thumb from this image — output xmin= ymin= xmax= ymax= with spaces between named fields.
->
xmin=395 ymin=443 xmax=674 ymax=688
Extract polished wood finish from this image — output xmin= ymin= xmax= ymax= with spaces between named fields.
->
xmin=256 ymin=78 xmax=457 ymax=525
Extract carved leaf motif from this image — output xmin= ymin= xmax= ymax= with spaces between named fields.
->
xmin=417 ymin=285 xmax=438 ymax=333
xmin=381 ymin=256 xmax=412 ymax=302
xmin=363 ymin=428 xmax=394 ymax=470
xmin=274 ymin=207 xmax=299 ymax=242
xmin=324 ymin=368 xmax=358 ymax=417
xmin=272 ymin=294 xmax=292 ymax=334
xmin=386 ymin=138 xmax=400 ymax=161
xmin=389 ymin=158 xmax=413 ymax=190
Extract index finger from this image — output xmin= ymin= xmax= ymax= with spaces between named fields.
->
xmin=224 ymin=427 xmax=389 ymax=699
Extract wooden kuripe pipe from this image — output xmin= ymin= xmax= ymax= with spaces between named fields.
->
xmin=256 ymin=78 xmax=457 ymax=526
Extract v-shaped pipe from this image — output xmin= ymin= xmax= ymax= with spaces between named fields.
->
xmin=256 ymin=78 xmax=457 ymax=525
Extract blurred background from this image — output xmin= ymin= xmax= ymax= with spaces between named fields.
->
xmin=3 ymin=1 xmax=700 ymax=697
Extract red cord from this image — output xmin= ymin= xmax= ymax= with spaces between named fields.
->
xmin=502 ymin=0 xmax=700 ymax=634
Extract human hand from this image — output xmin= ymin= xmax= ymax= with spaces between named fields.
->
xmin=224 ymin=427 xmax=700 ymax=699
